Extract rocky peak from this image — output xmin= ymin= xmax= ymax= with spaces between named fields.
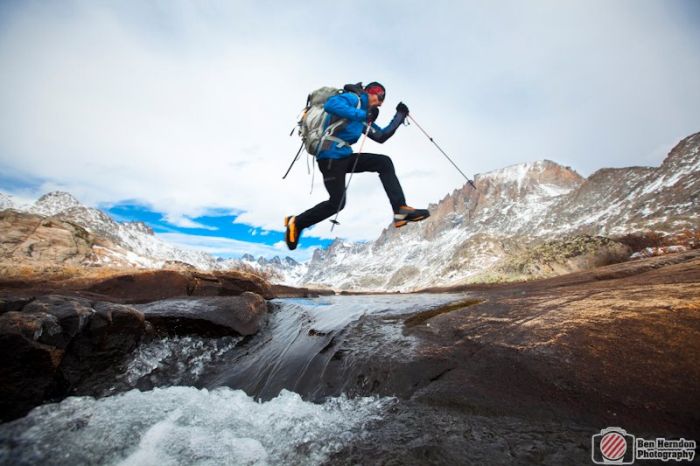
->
xmin=283 ymin=256 xmax=299 ymax=266
xmin=474 ymin=160 xmax=584 ymax=201
xmin=258 ymin=255 xmax=300 ymax=268
xmin=260 ymin=256 xmax=283 ymax=266
xmin=30 ymin=191 xmax=82 ymax=216
xmin=308 ymin=239 xmax=350 ymax=265
xmin=376 ymin=159 xmax=584 ymax=245
xmin=242 ymin=254 xmax=301 ymax=269
xmin=657 ymin=132 xmax=700 ymax=181
xmin=123 ymin=221 xmax=154 ymax=236
xmin=54 ymin=206 xmax=119 ymax=239
xmin=311 ymin=248 xmax=325 ymax=263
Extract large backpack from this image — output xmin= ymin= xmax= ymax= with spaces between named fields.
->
xmin=282 ymin=84 xmax=362 ymax=181
xmin=298 ymin=85 xmax=362 ymax=155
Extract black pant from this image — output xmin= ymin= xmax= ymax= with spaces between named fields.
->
xmin=295 ymin=153 xmax=407 ymax=230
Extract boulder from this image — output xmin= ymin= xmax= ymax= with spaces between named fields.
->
xmin=84 ymin=270 xmax=273 ymax=303
xmin=0 ymin=296 xmax=34 ymax=315
xmin=0 ymin=327 xmax=62 ymax=422
xmin=137 ymin=292 xmax=267 ymax=336
xmin=58 ymin=301 xmax=145 ymax=388
xmin=190 ymin=271 xmax=273 ymax=299
xmin=0 ymin=295 xmax=145 ymax=421
xmin=21 ymin=295 xmax=95 ymax=347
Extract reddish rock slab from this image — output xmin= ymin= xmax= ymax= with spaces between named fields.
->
xmin=0 ymin=267 xmax=273 ymax=304
xmin=83 ymin=270 xmax=273 ymax=302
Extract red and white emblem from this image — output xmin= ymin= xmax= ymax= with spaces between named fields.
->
xmin=600 ymin=431 xmax=627 ymax=460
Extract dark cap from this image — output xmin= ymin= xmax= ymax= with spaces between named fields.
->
xmin=364 ymin=82 xmax=386 ymax=101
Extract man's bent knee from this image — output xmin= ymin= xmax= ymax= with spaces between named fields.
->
xmin=378 ymin=155 xmax=395 ymax=173
xmin=330 ymin=197 xmax=346 ymax=212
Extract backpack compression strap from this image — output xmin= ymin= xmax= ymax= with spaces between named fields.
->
xmin=317 ymin=95 xmax=363 ymax=154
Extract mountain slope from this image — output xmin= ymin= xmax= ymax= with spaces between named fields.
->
xmin=303 ymin=133 xmax=700 ymax=291
xmin=1 ymin=192 xmax=305 ymax=281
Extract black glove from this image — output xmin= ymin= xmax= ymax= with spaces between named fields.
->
xmin=367 ymin=106 xmax=379 ymax=123
xmin=396 ymin=102 xmax=409 ymax=115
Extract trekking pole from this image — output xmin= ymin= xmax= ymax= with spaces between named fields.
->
xmin=329 ymin=122 xmax=373 ymax=231
xmin=407 ymin=114 xmax=477 ymax=190
xmin=282 ymin=105 xmax=310 ymax=179
xmin=282 ymin=142 xmax=304 ymax=179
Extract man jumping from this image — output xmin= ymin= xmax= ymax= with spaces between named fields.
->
xmin=285 ymin=82 xmax=430 ymax=250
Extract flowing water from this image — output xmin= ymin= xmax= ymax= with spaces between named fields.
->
xmin=0 ymin=294 xmax=467 ymax=466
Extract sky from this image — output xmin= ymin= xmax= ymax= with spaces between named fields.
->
xmin=1 ymin=0 xmax=699 ymax=261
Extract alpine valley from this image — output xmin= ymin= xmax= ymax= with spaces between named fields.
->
xmin=1 ymin=132 xmax=698 ymax=290
xmin=1 ymin=133 xmax=698 ymax=466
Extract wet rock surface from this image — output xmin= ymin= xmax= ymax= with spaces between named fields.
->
xmin=224 ymin=250 xmax=697 ymax=464
xmin=137 ymin=292 xmax=268 ymax=337
xmin=0 ymin=291 xmax=269 ymax=421
xmin=181 ymin=246 xmax=698 ymax=463
xmin=0 ymin=295 xmax=146 ymax=421
xmin=1 ymin=250 xmax=698 ymax=464
xmin=325 ymin=402 xmax=593 ymax=465
xmin=302 ymin=251 xmax=699 ymax=463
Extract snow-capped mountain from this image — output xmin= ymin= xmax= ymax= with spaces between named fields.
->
xmin=29 ymin=191 xmax=82 ymax=216
xmin=3 ymin=132 xmax=697 ymax=291
xmin=228 ymin=254 xmax=307 ymax=284
xmin=23 ymin=192 xmax=218 ymax=269
xmin=1 ymin=191 xmax=307 ymax=283
xmin=302 ymin=133 xmax=700 ymax=291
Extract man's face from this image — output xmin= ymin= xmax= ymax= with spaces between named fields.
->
xmin=368 ymin=93 xmax=383 ymax=107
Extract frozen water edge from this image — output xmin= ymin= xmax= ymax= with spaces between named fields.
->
xmin=0 ymin=386 xmax=394 ymax=466
xmin=122 ymin=336 xmax=242 ymax=387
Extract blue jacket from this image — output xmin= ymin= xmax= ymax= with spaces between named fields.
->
xmin=317 ymin=92 xmax=407 ymax=160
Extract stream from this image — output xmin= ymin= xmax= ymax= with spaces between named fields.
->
xmin=3 ymin=293 xmax=510 ymax=465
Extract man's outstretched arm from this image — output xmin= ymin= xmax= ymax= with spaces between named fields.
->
xmin=368 ymin=102 xmax=409 ymax=143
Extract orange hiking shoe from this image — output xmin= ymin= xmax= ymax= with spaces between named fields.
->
xmin=394 ymin=205 xmax=430 ymax=228
xmin=284 ymin=216 xmax=302 ymax=250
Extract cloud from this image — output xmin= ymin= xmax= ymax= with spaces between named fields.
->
xmin=164 ymin=214 xmax=218 ymax=230
xmin=0 ymin=0 xmax=698 ymax=245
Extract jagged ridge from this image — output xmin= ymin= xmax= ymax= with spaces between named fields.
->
xmin=302 ymin=133 xmax=700 ymax=291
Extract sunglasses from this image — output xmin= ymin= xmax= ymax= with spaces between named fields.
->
xmin=366 ymin=85 xmax=385 ymax=102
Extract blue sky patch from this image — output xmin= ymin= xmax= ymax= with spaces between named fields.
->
xmin=104 ymin=201 xmax=332 ymax=260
